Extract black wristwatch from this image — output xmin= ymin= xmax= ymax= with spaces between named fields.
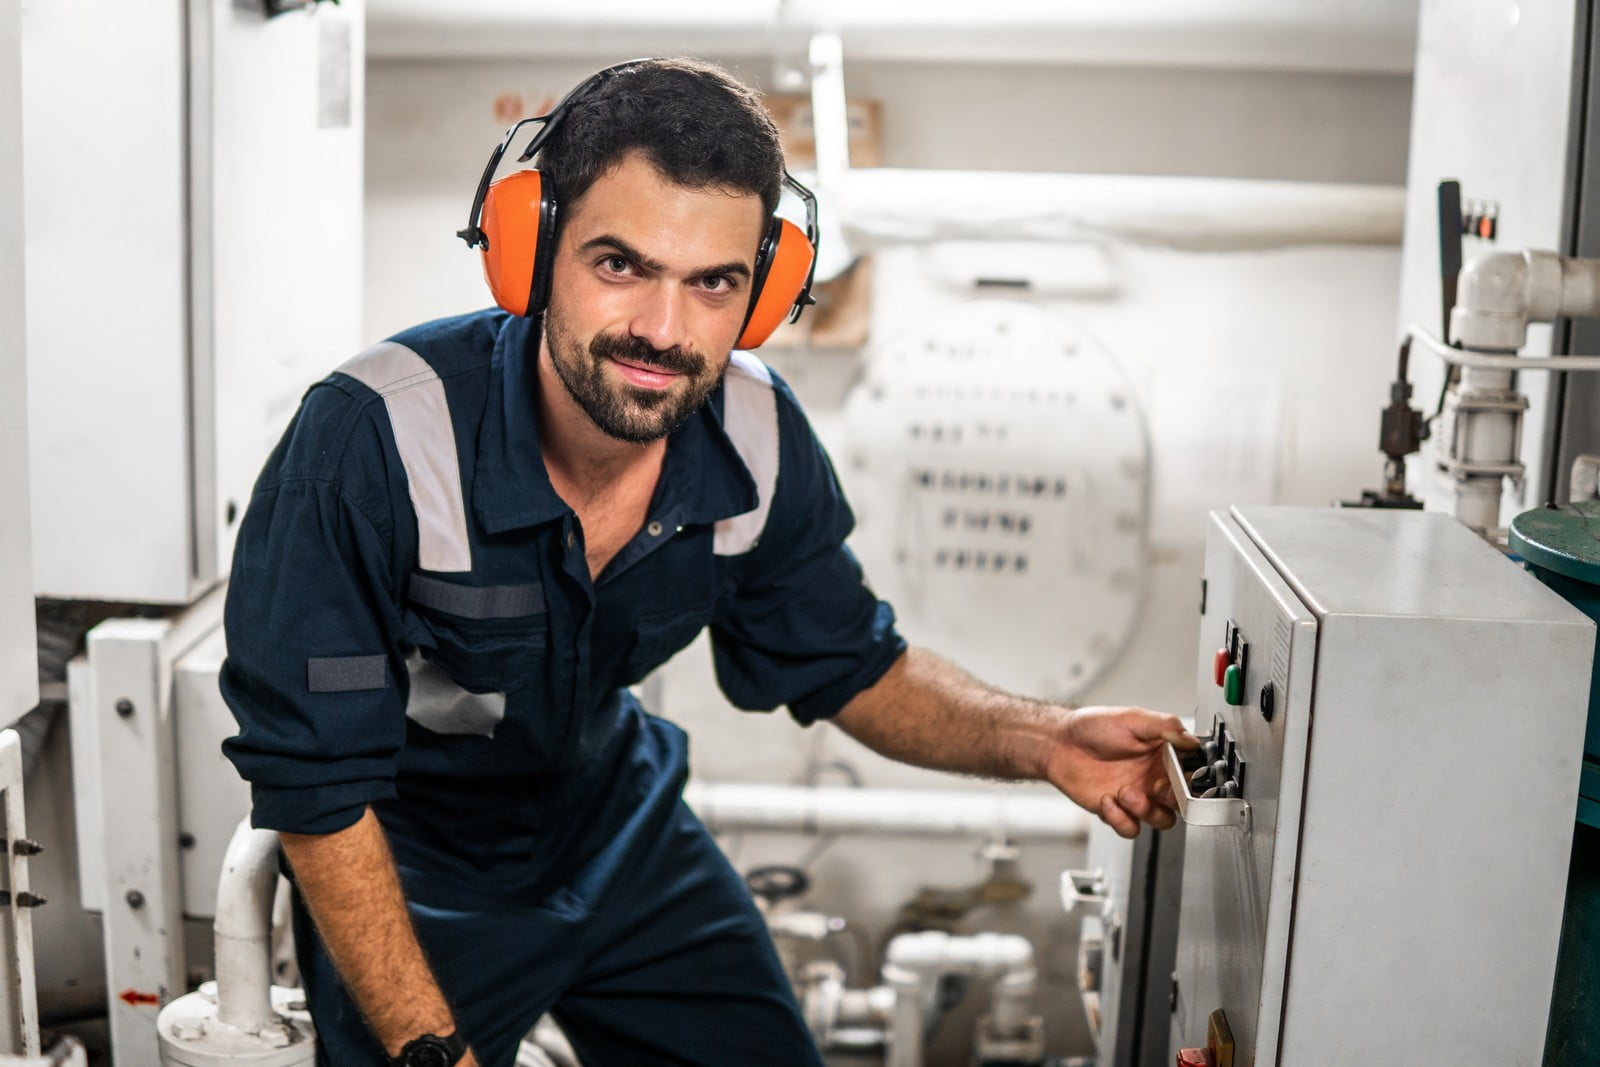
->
xmin=391 ymin=1031 xmax=469 ymax=1067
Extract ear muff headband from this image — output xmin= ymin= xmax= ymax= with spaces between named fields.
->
xmin=458 ymin=63 xmax=821 ymax=348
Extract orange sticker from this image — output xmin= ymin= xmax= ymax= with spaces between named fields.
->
xmin=493 ymin=92 xmax=525 ymax=126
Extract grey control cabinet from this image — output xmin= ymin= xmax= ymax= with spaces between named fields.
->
xmin=1170 ymin=507 xmax=1593 ymax=1065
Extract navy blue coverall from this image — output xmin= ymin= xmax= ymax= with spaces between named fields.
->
xmin=220 ymin=309 xmax=906 ymax=1066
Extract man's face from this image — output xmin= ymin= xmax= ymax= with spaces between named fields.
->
xmin=543 ymin=150 xmax=767 ymax=444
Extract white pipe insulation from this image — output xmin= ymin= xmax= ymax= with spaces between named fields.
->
xmin=822 ymin=169 xmax=1404 ymax=255
xmin=212 ymin=820 xmax=282 ymax=1032
xmin=683 ymin=781 xmax=1091 ymax=840
xmin=1452 ymin=250 xmax=1600 ymax=352
xmin=1435 ymin=250 xmax=1600 ymax=531
xmin=883 ymin=932 xmax=1038 ymax=1067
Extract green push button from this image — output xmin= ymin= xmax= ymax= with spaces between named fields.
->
xmin=1224 ymin=664 xmax=1244 ymax=706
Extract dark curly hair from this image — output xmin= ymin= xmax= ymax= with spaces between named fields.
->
xmin=537 ymin=58 xmax=785 ymax=221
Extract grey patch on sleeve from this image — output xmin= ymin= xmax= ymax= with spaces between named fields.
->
xmin=307 ymin=655 xmax=389 ymax=693
xmin=408 ymin=573 xmax=545 ymax=619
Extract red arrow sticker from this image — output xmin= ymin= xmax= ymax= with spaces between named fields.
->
xmin=118 ymin=989 xmax=160 ymax=1007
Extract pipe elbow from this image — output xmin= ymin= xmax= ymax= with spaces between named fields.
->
xmin=214 ymin=823 xmax=281 ymax=941
xmin=1452 ymin=252 xmax=1538 ymax=351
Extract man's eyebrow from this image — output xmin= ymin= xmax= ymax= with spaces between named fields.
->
xmin=579 ymin=235 xmax=752 ymax=281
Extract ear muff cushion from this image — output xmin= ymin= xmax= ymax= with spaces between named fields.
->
xmin=479 ymin=170 xmax=553 ymax=318
xmin=737 ymin=217 xmax=816 ymax=350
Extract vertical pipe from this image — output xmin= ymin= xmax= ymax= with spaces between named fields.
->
xmin=883 ymin=964 xmax=923 ymax=1067
xmin=807 ymin=33 xmax=849 ymax=194
xmin=212 ymin=820 xmax=280 ymax=1032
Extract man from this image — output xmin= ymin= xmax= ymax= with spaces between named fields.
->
xmin=222 ymin=58 xmax=1191 ymax=1067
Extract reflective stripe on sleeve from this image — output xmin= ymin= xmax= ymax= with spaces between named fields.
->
xmin=306 ymin=655 xmax=389 ymax=693
xmin=714 ymin=351 xmax=780 ymax=556
xmin=336 ymin=342 xmax=473 ymax=573
xmin=407 ymin=573 xmax=545 ymax=619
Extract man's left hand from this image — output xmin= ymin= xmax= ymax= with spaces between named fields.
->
xmin=1042 ymin=707 xmax=1199 ymax=838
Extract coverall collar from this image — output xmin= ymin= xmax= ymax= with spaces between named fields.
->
xmin=472 ymin=313 xmax=760 ymax=536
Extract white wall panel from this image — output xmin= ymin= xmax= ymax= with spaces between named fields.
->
xmin=22 ymin=0 xmax=192 ymax=602
xmin=2 ymin=0 xmax=37 ymax=724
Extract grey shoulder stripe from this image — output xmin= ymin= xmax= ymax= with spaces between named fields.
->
xmin=408 ymin=573 xmax=545 ymax=620
xmin=715 ymin=351 xmax=780 ymax=556
xmin=307 ymin=655 xmax=388 ymax=693
xmin=337 ymin=342 xmax=472 ymax=573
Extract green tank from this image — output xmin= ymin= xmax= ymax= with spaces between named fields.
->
xmin=1508 ymin=502 xmax=1600 ymax=1066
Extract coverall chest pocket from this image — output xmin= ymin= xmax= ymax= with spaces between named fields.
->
xmin=404 ymin=574 xmax=549 ymax=736
xmin=620 ymin=606 xmax=709 ymax=687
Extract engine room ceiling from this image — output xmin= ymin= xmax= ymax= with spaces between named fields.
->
xmin=366 ymin=0 xmax=1419 ymax=75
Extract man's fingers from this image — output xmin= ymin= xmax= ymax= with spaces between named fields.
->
xmin=1161 ymin=728 xmax=1201 ymax=751
xmin=1118 ymin=785 xmax=1179 ymax=832
xmin=1119 ymin=707 xmax=1198 ymax=748
xmin=1098 ymin=794 xmax=1140 ymax=839
xmin=1146 ymin=799 xmax=1179 ymax=831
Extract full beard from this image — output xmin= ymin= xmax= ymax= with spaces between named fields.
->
xmin=543 ymin=306 xmax=724 ymax=445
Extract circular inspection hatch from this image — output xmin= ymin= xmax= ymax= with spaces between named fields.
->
xmin=840 ymin=299 xmax=1149 ymax=700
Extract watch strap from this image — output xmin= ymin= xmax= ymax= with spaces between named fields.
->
xmin=392 ymin=1030 xmax=469 ymax=1067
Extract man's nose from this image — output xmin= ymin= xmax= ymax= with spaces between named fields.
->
xmin=629 ymin=283 xmax=692 ymax=353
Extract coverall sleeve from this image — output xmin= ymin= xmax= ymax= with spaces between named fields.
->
xmin=220 ymin=389 xmax=411 ymax=835
xmin=710 ymin=383 xmax=906 ymax=725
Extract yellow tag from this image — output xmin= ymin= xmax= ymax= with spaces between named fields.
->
xmin=1208 ymin=1009 xmax=1236 ymax=1067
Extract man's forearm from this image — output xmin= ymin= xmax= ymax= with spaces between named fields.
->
xmin=280 ymin=807 xmax=464 ymax=1060
xmin=830 ymin=646 xmax=1068 ymax=781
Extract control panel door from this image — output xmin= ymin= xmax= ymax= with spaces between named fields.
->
xmin=1169 ymin=512 xmax=1316 ymax=1066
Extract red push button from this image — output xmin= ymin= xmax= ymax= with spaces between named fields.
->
xmin=1177 ymin=1050 xmax=1216 ymax=1067
xmin=1213 ymin=649 xmax=1230 ymax=686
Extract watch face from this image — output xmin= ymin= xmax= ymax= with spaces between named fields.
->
xmin=404 ymin=1040 xmax=451 ymax=1067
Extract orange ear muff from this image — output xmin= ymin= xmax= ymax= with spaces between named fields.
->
xmin=737 ymin=216 xmax=816 ymax=350
xmin=478 ymin=169 xmax=557 ymax=318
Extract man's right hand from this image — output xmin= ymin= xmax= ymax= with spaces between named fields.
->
xmin=279 ymin=808 xmax=466 ymax=1063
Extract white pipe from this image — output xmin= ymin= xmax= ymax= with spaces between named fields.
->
xmin=882 ymin=932 xmax=1037 ymax=1067
xmin=1452 ymin=250 xmax=1600 ymax=351
xmin=836 ymin=985 xmax=895 ymax=1028
xmin=1410 ymin=325 xmax=1600 ymax=371
xmin=212 ymin=819 xmax=281 ymax=1032
xmin=990 ymin=966 xmax=1038 ymax=1038
xmin=824 ymin=169 xmax=1404 ymax=252
xmin=1453 ymin=478 xmax=1502 ymax=534
xmin=366 ymin=1 xmax=1418 ymax=74
xmin=883 ymin=964 xmax=926 ymax=1067
xmin=683 ymin=782 xmax=1090 ymax=839
xmin=807 ymin=34 xmax=849 ymax=191
xmin=886 ymin=930 xmax=1034 ymax=975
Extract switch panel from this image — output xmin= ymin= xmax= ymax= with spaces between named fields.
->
xmin=1170 ymin=507 xmax=1593 ymax=1065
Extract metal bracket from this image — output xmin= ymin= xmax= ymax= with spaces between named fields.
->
xmin=1060 ymin=868 xmax=1110 ymax=919
xmin=0 ymin=730 xmax=41 ymax=1058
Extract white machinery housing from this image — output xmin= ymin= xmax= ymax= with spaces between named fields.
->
xmin=21 ymin=0 xmax=364 ymax=603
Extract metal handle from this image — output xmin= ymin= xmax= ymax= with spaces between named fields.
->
xmin=1060 ymin=869 xmax=1109 ymax=919
xmin=1163 ymin=741 xmax=1250 ymax=831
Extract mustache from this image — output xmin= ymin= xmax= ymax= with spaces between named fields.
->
xmin=589 ymin=331 xmax=707 ymax=377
